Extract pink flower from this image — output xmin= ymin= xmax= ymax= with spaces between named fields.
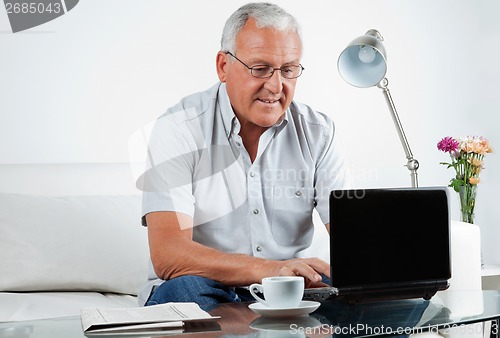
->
xmin=437 ymin=137 xmax=459 ymax=153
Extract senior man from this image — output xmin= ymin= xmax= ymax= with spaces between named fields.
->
xmin=138 ymin=2 xmax=349 ymax=309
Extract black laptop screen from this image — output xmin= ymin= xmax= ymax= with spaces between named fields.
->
xmin=329 ymin=188 xmax=451 ymax=288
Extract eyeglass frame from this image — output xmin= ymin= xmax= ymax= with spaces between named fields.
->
xmin=225 ymin=51 xmax=304 ymax=79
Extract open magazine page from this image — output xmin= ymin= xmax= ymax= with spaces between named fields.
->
xmin=81 ymin=302 xmax=220 ymax=333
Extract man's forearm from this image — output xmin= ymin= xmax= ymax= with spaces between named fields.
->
xmin=146 ymin=211 xmax=328 ymax=286
xmin=150 ymin=234 xmax=278 ymax=286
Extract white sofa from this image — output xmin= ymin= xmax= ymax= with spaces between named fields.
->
xmin=0 ymin=163 xmax=149 ymax=322
xmin=0 ymin=163 xmax=484 ymax=329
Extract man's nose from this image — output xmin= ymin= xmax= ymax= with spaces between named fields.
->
xmin=263 ymin=69 xmax=283 ymax=93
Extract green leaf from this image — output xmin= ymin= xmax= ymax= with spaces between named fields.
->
xmin=449 ymin=179 xmax=465 ymax=192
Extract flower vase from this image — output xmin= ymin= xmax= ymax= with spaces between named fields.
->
xmin=458 ymin=185 xmax=483 ymax=267
xmin=459 ymin=185 xmax=477 ymax=224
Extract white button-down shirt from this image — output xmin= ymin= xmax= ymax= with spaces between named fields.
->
xmin=138 ymin=82 xmax=348 ymax=302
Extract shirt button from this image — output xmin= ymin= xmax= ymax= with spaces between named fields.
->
xmin=295 ymin=190 xmax=302 ymax=196
xmin=235 ymin=142 xmax=241 ymax=147
xmin=250 ymin=172 xmax=255 ymax=177
xmin=253 ymin=209 xmax=259 ymax=215
xmin=256 ymin=245 xmax=262 ymax=252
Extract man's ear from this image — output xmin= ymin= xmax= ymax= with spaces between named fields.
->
xmin=216 ymin=51 xmax=228 ymax=83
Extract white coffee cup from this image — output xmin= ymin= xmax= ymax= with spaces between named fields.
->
xmin=249 ymin=276 xmax=304 ymax=308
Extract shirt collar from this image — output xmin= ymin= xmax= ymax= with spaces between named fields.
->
xmin=218 ymin=83 xmax=238 ymax=138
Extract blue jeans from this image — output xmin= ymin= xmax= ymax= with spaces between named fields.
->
xmin=145 ymin=275 xmax=331 ymax=311
xmin=145 ymin=275 xmax=255 ymax=311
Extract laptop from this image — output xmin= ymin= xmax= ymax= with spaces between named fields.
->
xmin=304 ymin=187 xmax=451 ymax=303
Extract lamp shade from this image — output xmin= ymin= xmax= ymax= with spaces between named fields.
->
xmin=338 ymin=30 xmax=387 ymax=88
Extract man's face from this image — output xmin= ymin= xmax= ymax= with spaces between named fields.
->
xmin=217 ymin=18 xmax=302 ymax=130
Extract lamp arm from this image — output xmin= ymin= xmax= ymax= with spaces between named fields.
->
xmin=377 ymin=78 xmax=419 ymax=188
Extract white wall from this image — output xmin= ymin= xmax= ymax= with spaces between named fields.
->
xmin=1 ymin=0 xmax=499 ymax=264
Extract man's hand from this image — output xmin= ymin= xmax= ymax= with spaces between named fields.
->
xmin=264 ymin=257 xmax=330 ymax=288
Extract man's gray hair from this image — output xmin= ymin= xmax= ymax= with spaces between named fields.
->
xmin=221 ymin=2 xmax=302 ymax=54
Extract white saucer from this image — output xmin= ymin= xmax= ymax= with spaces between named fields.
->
xmin=248 ymin=301 xmax=320 ymax=318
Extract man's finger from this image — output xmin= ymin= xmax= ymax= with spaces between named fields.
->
xmin=303 ymin=258 xmax=331 ymax=278
xmin=280 ymin=261 xmax=322 ymax=283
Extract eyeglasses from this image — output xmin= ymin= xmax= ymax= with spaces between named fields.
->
xmin=225 ymin=52 xmax=304 ymax=79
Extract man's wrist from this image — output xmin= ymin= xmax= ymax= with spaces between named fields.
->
xmin=250 ymin=258 xmax=280 ymax=282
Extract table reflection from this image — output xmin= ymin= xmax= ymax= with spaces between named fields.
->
xmin=312 ymin=298 xmax=450 ymax=336
xmin=205 ymin=291 xmax=498 ymax=337
xmin=249 ymin=315 xmax=322 ymax=337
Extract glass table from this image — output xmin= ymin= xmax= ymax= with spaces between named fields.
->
xmin=1 ymin=290 xmax=499 ymax=337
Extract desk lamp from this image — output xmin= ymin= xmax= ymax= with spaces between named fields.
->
xmin=338 ymin=29 xmax=419 ymax=188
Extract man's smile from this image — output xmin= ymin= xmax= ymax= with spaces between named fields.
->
xmin=257 ymin=98 xmax=280 ymax=104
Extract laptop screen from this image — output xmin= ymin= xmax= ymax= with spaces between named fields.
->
xmin=329 ymin=187 xmax=451 ymax=289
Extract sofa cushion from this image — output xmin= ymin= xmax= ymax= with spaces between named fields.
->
xmin=0 ymin=292 xmax=139 ymax=322
xmin=0 ymin=193 xmax=149 ymax=295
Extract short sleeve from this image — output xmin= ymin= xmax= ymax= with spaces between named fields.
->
xmin=137 ymin=113 xmax=196 ymax=224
